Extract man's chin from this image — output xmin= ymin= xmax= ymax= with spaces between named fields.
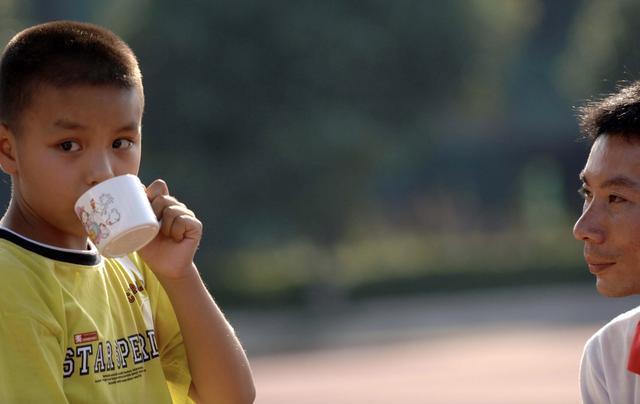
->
xmin=596 ymin=280 xmax=634 ymax=298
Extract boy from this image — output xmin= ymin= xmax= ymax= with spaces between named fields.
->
xmin=0 ymin=21 xmax=255 ymax=402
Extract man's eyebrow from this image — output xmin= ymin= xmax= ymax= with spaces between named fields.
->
xmin=603 ymin=176 xmax=640 ymax=189
xmin=579 ymin=171 xmax=587 ymax=185
xmin=579 ymin=172 xmax=640 ymax=190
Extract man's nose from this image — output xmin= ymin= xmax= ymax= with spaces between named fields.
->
xmin=573 ymin=202 xmax=605 ymax=244
xmin=86 ymin=152 xmax=115 ymax=187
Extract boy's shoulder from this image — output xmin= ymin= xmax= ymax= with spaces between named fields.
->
xmin=0 ymin=238 xmax=64 ymax=320
xmin=0 ymin=237 xmax=48 ymax=275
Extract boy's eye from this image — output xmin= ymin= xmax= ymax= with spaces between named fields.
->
xmin=112 ymin=139 xmax=134 ymax=149
xmin=59 ymin=140 xmax=80 ymax=152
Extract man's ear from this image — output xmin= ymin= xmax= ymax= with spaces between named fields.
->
xmin=0 ymin=123 xmax=17 ymax=175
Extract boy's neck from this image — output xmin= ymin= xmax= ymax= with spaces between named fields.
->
xmin=1 ymin=201 xmax=90 ymax=251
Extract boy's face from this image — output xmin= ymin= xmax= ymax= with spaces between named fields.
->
xmin=2 ymin=83 xmax=143 ymax=242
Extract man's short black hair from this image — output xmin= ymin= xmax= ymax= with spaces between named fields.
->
xmin=0 ymin=20 xmax=143 ymax=129
xmin=578 ymin=81 xmax=640 ymax=142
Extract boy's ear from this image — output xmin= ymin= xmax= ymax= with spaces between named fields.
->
xmin=0 ymin=123 xmax=17 ymax=175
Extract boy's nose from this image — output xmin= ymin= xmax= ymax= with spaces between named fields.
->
xmin=87 ymin=153 xmax=115 ymax=186
xmin=573 ymin=204 xmax=605 ymax=244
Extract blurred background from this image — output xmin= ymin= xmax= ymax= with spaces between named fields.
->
xmin=3 ymin=0 xmax=640 ymax=402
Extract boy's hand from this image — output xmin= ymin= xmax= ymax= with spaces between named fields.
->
xmin=138 ymin=179 xmax=202 ymax=279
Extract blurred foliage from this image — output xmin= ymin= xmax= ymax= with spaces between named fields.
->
xmin=557 ymin=0 xmax=640 ymax=99
xmin=0 ymin=0 xmax=636 ymax=307
xmin=218 ymin=226 xmax=584 ymax=306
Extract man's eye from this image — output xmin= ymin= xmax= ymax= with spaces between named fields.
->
xmin=609 ymin=195 xmax=627 ymax=204
xmin=578 ymin=187 xmax=591 ymax=200
xmin=112 ymin=139 xmax=134 ymax=149
xmin=59 ymin=141 xmax=80 ymax=152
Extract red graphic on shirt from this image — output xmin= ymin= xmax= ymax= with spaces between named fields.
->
xmin=74 ymin=331 xmax=99 ymax=344
xmin=628 ymin=321 xmax=640 ymax=374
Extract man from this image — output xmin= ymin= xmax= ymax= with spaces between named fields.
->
xmin=574 ymin=81 xmax=640 ymax=403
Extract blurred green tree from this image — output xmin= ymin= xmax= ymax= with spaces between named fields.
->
xmin=122 ymin=1 xmax=545 ymax=249
xmin=0 ymin=0 xmax=613 ymax=304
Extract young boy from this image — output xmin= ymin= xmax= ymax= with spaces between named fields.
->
xmin=0 ymin=21 xmax=255 ymax=402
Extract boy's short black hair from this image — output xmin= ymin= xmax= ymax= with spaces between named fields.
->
xmin=0 ymin=20 xmax=143 ymax=129
xmin=578 ymin=81 xmax=640 ymax=142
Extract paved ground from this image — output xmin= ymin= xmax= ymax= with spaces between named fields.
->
xmin=227 ymin=284 xmax=640 ymax=404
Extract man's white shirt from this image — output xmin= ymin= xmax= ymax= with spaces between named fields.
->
xmin=581 ymin=306 xmax=640 ymax=403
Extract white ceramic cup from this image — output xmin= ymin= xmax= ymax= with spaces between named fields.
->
xmin=74 ymin=174 xmax=160 ymax=257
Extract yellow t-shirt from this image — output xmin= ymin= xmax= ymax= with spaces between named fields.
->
xmin=0 ymin=228 xmax=192 ymax=403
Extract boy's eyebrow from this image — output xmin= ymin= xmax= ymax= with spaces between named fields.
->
xmin=579 ymin=171 xmax=640 ymax=190
xmin=53 ymin=119 xmax=85 ymax=130
xmin=115 ymin=122 xmax=140 ymax=133
xmin=53 ymin=119 xmax=139 ymax=133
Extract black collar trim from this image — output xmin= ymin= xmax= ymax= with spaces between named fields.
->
xmin=0 ymin=228 xmax=101 ymax=266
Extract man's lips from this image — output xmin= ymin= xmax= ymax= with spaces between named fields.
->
xmin=585 ymin=258 xmax=616 ymax=274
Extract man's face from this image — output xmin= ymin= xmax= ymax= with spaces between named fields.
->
xmin=7 ymin=83 xmax=143 ymax=242
xmin=574 ymin=134 xmax=640 ymax=296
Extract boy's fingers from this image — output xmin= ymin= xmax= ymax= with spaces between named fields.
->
xmin=160 ymin=205 xmax=191 ymax=237
xmin=161 ymin=213 xmax=201 ymax=242
xmin=145 ymin=179 xmax=169 ymax=199
xmin=171 ymin=215 xmax=202 ymax=242
xmin=142 ymin=179 xmax=200 ymax=242
xmin=150 ymin=195 xmax=184 ymax=220
xmin=170 ymin=216 xmax=190 ymax=242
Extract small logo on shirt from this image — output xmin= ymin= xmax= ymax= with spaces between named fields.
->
xmin=74 ymin=331 xmax=99 ymax=344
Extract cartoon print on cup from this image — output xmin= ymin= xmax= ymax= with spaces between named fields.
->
xmin=76 ymin=193 xmax=121 ymax=244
